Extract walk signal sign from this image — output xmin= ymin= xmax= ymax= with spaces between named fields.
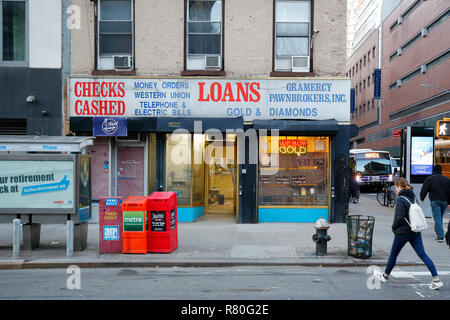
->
xmin=437 ymin=120 xmax=450 ymax=138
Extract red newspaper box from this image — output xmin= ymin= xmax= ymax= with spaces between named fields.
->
xmin=99 ymin=197 xmax=124 ymax=254
xmin=147 ymin=192 xmax=178 ymax=253
xmin=122 ymin=196 xmax=148 ymax=254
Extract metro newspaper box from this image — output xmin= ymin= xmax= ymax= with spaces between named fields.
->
xmin=122 ymin=196 xmax=148 ymax=254
xmin=99 ymin=197 xmax=123 ymax=254
xmin=147 ymin=192 xmax=178 ymax=253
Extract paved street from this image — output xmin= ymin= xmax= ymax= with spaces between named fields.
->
xmin=0 ymin=266 xmax=448 ymax=300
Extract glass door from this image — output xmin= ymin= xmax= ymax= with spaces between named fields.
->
xmin=117 ymin=145 xmax=145 ymax=199
xmin=205 ymin=136 xmax=236 ymax=214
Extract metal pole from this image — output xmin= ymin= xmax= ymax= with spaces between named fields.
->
xmin=13 ymin=219 xmax=21 ymax=258
xmin=67 ymin=220 xmax=74 ymax=257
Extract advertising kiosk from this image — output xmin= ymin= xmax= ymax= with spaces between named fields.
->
xmin=0 ymin=136 xmax=94 ymax=251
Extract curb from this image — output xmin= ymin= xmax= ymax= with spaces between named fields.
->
xmin=0 ymin=259 xmax=425 ymax=270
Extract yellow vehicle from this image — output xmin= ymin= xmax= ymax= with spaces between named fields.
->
xmin=435 ymin=138 xmax=450 ymax=178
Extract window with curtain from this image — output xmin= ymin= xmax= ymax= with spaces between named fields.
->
xmin=186 ymin=0 xmax=222 ymax=70
xmin=98 ymin=0 xmax=133 ymax=69
xmin=275 ymin=0 xmax=310 ymax=72
xmin=1 ymin=0 xmax=26 ymax=64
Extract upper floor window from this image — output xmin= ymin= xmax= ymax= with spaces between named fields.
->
xmin=1 ymin=0 xmax=27 ymax=66
xmin=372 ymin=46 xmax=376 ymax=58
xmin=274 ymin=0 xmax=311 ymax=72
xmin=186 ymin=0 xmax=222 ymax=70
xmin=97 ymin=0 xmax=134 ymax=71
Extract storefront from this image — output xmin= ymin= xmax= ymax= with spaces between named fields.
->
xmin=68 ymin=77 xmax=353 ymax=223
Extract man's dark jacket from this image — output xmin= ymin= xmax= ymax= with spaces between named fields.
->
xmin=393 ymin=189 xmax=415 ymax=234
xmin=420 ymin=174 xmax=450 ymax=202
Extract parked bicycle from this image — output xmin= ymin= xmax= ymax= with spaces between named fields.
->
xmin=377 ymin=182 xmax=396 ymax=207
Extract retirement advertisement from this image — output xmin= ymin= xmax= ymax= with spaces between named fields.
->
xmin=0 ymin=160 xmax=75 ymax=209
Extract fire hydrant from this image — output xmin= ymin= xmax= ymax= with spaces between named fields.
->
xmin=312 ymin=217 xmax=331 ymax=256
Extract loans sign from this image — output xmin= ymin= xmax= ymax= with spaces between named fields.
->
xmin=69 ymin=77 xmax=350 ymax=122
xmin=0 ymin=160 xmax=74 ymax=209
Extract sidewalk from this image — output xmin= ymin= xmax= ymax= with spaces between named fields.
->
xmin=0 ymin=193 xmax=449 ymax=270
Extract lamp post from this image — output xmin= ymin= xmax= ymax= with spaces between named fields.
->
xmin=420 ymin=83 xmax=450 ymax=94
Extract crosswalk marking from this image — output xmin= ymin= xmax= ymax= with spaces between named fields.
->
xmin=391 ymin=271 xmax=450 ymax=278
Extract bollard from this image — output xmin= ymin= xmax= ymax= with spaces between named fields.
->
xmin=13 ymin=219 xmax=21 ymax=258
xmin=67 ymin=220 xmax=74 ymax=257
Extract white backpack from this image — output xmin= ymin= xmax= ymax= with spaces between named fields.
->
xmin=398 ymin=196 xmax=428 ymax=232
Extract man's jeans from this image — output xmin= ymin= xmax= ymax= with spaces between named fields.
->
xmin=431 ymin=200 xmax=448 ymax=240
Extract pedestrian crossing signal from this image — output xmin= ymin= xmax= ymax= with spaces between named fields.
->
xmin=436 ymin=119 xmax=450 ymax=138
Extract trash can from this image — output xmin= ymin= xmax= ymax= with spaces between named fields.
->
xmin=346 ymin=215 xmax=375 ymax=259
xmin=99 ymin=197 xmax=124 ymax=254
xmin=122 ymin=196 xmax=148 ymax=254
xmin=147 ymin=192 xmax=178 ymax=253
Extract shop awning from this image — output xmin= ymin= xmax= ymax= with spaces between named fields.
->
xmin=252 ymin=120 xmax=339 ymax=136
xmin=0 ymin=135 xmax=94 ymax=153
xmin=70 ymin=117 xmax=244 ymax=133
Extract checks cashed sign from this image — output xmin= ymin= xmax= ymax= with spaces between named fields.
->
xmin=69 ymin=77 xmax=350 ymax=122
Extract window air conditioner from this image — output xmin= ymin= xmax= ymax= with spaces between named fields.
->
xmin=291 ymin=56 xmax=309 ymax=72
xmin=397 ymin=17 xmax=403 ymax=24
xmin=396 ymin=79 xmax=403 ymax=87
xmin=420 ymin=64 xmax=427 ymax=73
xmin=397 ymin=48 xmax=403 ymax=56
xmin=113 ymin=55 xmax=133 ymax=70
xmin=421 ymin=28 xmax=428 ymax=37
xmin=205 ymin=55 xmax=221 ymax=68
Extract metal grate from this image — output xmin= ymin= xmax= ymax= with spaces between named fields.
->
xmin=0 ymin=119 xmax=27 ymax=135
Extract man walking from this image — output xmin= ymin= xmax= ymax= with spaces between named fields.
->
xmin=420 ymin=165 xmax=450 ymax=242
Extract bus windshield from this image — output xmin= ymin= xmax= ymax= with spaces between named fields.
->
xmin=356 ymin=158 xmax=391 ymax=175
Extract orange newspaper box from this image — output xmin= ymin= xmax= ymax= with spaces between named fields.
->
xmin=147 ymin=192 xmax=178 ymax=253
xmin=122 ymin=196 xmax=148 ymax=254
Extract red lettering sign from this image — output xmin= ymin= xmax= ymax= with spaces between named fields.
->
xmin=198 ymin=81 xmax=261 ymax=102
xmin=279 ymin=140 xmax=307 ymax=148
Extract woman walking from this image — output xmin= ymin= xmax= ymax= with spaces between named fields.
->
xmin=374 ymin=178 xmax=444 ymax=290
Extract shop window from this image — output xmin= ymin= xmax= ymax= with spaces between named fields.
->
xmin=259 ymin=136 xmax=329 ymax=207
xmin=0 ymin=0 xmax=27 ymax=66
xmin=97 ymin=0 xmax=134 ymax=70
xmin=274 ymin=0 xmax=311 ymax=72
xmin=165 ymin=133 xmax=205 ymax=206
xmin=186 ymin=0 xmax=223 ymax=70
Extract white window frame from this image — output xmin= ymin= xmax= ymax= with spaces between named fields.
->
xmin=274 ymin=0 xmax=311 ymax=72
xmin=186 ymin=0 xmax=223 ymax=70
xmin=0 ymin=0 xmax=28 ymax=67
xmin=97 ymin=0 xmax=134 ymax=71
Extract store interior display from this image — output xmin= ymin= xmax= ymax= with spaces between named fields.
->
xmin=259 ymin=136 xmax=329 ymax=207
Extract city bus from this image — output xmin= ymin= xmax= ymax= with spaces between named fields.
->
xmin=349 ymin=149 xmax=393 ymax=190
xmin=435 ymin=139 xmax=450 ymax=178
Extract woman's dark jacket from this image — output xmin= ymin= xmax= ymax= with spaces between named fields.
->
xmin=392 ymin=189 xmax=415 ymax=234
